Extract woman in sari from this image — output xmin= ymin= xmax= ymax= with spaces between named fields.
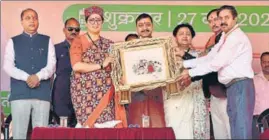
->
xmin=69 ymin=5 xmax=127 ymax=128
xmin=163 ymin=23 xmax=210 ymax=139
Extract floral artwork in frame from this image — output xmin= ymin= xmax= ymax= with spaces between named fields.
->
xmin=120 ymin=44 xmax=170 ymax=86
xmin=109 ymin=36 xmax=183 ymax=103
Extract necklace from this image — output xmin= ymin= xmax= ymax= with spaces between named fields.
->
xmin=86 ymin=32 xmax=103 ymax=51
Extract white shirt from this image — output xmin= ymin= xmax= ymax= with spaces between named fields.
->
xmin=183 ymin=25 xmax=254 ymax=84
xmin=3 ymin=34 xmax=56 ymax=82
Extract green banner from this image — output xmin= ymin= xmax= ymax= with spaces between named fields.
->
xmin=63 ymin=4 xmax=269 ymax=33
xmin=1 ymin=91 xmax=11 ymax=116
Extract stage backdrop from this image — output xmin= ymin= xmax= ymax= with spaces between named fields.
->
xmin=1 ymin=1 xmax=269 ymax=115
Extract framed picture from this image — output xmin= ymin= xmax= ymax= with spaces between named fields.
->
xmin=120 ymin=44 xmax=169 ymax=86
xmin=110 ymin=36 xmax=183 ymax=103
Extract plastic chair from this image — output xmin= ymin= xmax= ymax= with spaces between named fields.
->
xmin=257 ymin=108 xmax=269 ymax=139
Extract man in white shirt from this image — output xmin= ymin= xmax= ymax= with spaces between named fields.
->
xmin=204 ymin=8 xmax=231 ymax=139
xmin=178 ymin=5 xmax=255 ymax=139
xmin=3 ymin=8 xmax=56 ymax=139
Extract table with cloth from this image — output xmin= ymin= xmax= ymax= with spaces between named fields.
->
xmin=31 ymin=127 xmax=176 ymax=139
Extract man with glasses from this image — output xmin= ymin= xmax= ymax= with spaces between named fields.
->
xmin=51 ymin=18 xmax=80 ymax=127
xmin=3 ymin=8 xmax=56 ymax=139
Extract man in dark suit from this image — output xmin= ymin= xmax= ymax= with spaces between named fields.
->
xmin=51 ymin=18 xmax=80 ymax=127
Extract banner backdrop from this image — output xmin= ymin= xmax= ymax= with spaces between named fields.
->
xmin=1 ymin=1 xmax=269 ymax=115
xmin=63 ymin=4 xmax=269 ymax=33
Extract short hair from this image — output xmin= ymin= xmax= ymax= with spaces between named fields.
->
xmin=207 ymin=8 xmax=219 ymax=20
xmin=217 ymin=5 xmax=238 ymax=19
xmin=64 ymin=18 xmax=79 ymax=27
xmin=172 ymin=23 xmax=196 ymax=38
xmin=21 ymin=8 xmax=38 ymax=20
xmin=135 ymin=13 xmax=153 ymax=25
xmin=125 ymin=33 xmax=139 ymax=41
xmin=260 ymin=52 xmax=269 ymax=61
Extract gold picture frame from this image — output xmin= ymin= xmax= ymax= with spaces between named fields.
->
xmin=110 ymin=36 xmax=183 ymax=104
xmin=120 ymin=43 xmax=170 ymax=87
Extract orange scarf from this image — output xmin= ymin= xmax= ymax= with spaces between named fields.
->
xmin=83 ymin=85 xmax=127 ymax=128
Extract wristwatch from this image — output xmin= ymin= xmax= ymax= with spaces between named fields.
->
xmin=100 ymin=64 xmax=104 ymax=69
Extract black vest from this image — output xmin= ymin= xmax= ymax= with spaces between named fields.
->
xmin=9 ymin=32 xmax=51 ymax=101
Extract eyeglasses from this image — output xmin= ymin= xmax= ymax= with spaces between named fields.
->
xmin=87 ymin=18 xmax=103 ymax=25
xmin=67 ymin=27 xmax=80 ymax=32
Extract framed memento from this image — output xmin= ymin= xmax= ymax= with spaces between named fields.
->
xmin=120 ymin=43 xmax=169 ymax=86
xmin=110 ymin=36 xmax=183 ymax=104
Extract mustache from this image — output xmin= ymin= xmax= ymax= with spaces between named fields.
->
xmin=70 ymin=33 xmax=77 ymax=36
xmin=141 ymin=29 xmax=150 ymax=33
xmin=221 ymin=23 xmax=228 ymax=26
xmin=213 ymin=25 xmax=219 ymax=29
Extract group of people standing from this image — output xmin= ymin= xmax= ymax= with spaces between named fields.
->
xmin=2 ymin=4 xmax=268 ymax=140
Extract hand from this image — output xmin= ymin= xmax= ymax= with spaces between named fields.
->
xmin=199 ymin=51 xmax=207 ymax=57
xmin=27 ymin=75 xmax=40 ymax=88
xmin=120 ymin=75 xmax=126 ymax=85
xmin=174 ymin=47 xmax=185 ymax=57
xmin=178 ymin=76 xmax=191 ymax=91
xmin=176 ymin=69 xmax=191 ymax=91
xmin=176 ymin=69 xmax=189 ymax=80
xmin=181 ymin=69 xmax=189 ymax=76
xmin=103 ymin=56 xmax=115 ymax=68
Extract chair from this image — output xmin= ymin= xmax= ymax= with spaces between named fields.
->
xmin=1 ymin=114 xmax=12 ymax=140
xmin=257 ymin=108 xmax=269 ymax=139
